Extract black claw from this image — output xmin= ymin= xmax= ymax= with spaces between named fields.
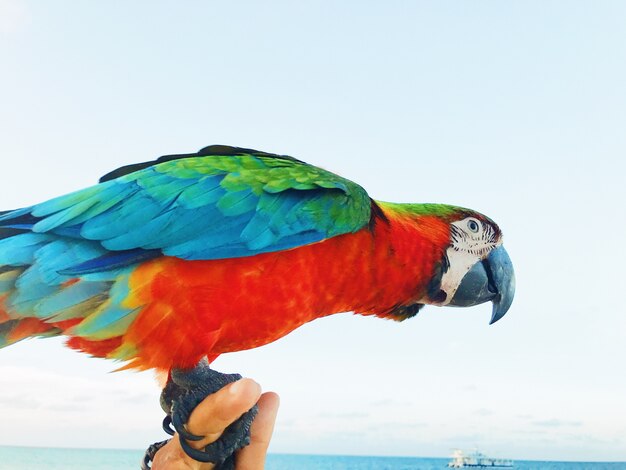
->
xmin=171 ymin=394 xmax=205 ymax=441
xmin=162 ymin=416 xmax=175 ymax=436
xmin=140 ymin=439 xmax=170 ymax=470
xmin=179 ymin=440 xmax=236 ymax=468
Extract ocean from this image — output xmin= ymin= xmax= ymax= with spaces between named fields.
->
xmin=0 ymin=447 xmax=623 ymax=470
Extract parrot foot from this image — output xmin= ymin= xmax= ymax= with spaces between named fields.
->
xmin=140 ymin=439 xmax=170 ymax=470
xmin=159 ymin=358 xmax=258 ymax=470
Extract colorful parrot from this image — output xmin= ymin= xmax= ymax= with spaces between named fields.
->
xmin=0 ymin=145 xmax=515 ymax=467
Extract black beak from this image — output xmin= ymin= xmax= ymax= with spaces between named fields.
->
xmin=448 ymin=245 xmax=515 ymax=324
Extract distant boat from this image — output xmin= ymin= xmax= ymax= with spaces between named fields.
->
xmin=447 ymin=449 xmax=514 ymax=468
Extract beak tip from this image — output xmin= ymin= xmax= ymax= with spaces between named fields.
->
xmin=489 ymin=305 xmax=506 ymax=325
xmin=487 ymin=246 xmax=515 ymax=325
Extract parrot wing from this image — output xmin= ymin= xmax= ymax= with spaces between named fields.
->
xmin=0 ymin=145 xmax=373 ymax=275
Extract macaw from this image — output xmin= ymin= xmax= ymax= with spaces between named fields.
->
xmin=0 ymin=145 xmax=515 ymax=467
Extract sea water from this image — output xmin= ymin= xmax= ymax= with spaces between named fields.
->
xmin=0 ymin=446 xmax=624 ymax=469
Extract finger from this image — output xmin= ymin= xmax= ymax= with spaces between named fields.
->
xmin=151 ymin=438 xmax=206 ymax=470
xmin=186 ymin=378 xmax=262 ymax=449
xmin=235 ymin=392 xmax=280 ymax=470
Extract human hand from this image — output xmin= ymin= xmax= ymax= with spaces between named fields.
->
xmin=152 ymin=379 xmax=279 ymax=470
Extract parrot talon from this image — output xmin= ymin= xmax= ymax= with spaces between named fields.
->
xmin=171 ymin=401 xmax=204 ymax=441
xmin=162 ymin=416 xmax=175 ymax=436
xmin=157 ymin=358 xmax=259 ymax=469
xmin=140 ymin=438 xmax=170 ymax=470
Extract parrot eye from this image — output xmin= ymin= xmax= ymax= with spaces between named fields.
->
xmin=467 ymin=219 xmax=480 ymax=233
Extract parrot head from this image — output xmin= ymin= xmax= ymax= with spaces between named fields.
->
xmin=427 ymin=211 xmax=515 ymax=324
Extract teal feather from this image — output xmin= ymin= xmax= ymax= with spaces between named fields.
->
xmin=5 ymin=239 xmax=108 ymax=319
xmin=102 ymin=210 xmax=177 ymax=251
xmin=70 ymin=273 xmax=139 ymax=339
xmin=34 ymin=281 xmax=111 ymax=319
xmin=32 ymin=240 xmax=106 ymax=285
xmin=216 ymin=189 xmax=257 ymax=217
xmin=140 ymin=209 xmax=217 ymax=249
xmin=80 ymin=194 xmax=164 ymax=240
xmin=30 ymin=186 xmax=101 ymax=217
xmin=10 ymin=276 xmax=57 ymax=316
xmin=0 ymin=234 xmax=53 ymax=266
xmin=0 ymin=269 xmax=21 ymax=293
xmin=59 ymin=184 xmax=139 ymax=228
xmin=33 ymin=198 xmax=100 ymax=232
xmin=240 ymin=211 xmax=273 ymax=246
xmin=164 ymin=213 xmax=252 ymax=259
xmin=246 ymin=230 xmax=277 ymax=251
xmin=178 ymin=176 xmax=225 ymax=209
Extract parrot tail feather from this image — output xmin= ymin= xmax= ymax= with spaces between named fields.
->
xmin=0 ymin=317 xmax=61 ymax=348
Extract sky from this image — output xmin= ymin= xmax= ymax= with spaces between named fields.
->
xmin=0 ymin=0 xmax=625 ymax=462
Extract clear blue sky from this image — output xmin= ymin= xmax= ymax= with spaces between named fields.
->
xmin=0 ymin=0 xmax=625 ymax=462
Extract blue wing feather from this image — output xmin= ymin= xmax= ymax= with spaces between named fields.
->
xmin=0 ymin=150 xmax=372 ymax=275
